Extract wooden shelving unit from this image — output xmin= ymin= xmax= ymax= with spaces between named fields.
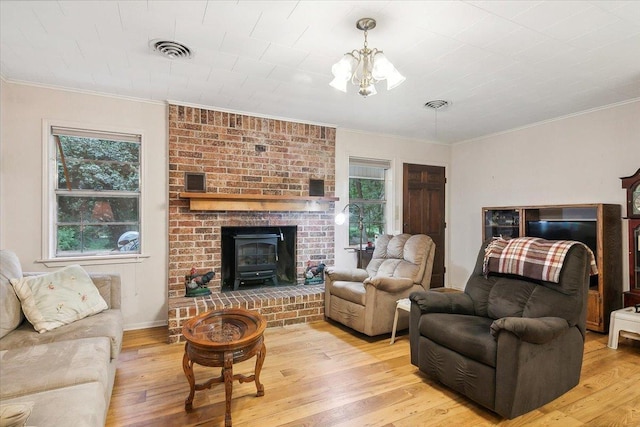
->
xmin=482 ymin=204 xmax=622 ymax=332
xmin=179 ymin=192 xmax=339 ymax=212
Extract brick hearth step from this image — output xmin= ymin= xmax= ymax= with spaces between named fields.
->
xmin=168 ymin=284 xmax=324 ymax=343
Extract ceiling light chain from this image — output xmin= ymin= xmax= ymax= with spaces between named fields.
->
xmin=330 ymin=18 xmax=405 ymax=97
xmin=424 ymin=100 xmax=449 ymax=138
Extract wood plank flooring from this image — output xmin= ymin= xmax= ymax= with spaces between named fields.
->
xmin=106 ymin=321 xmax=640 ymax=427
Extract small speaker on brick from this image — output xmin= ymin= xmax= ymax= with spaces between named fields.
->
xmin=185 ymin=172 xmax=206 ymax=192
xmin=309 ymin=179 xmax=324 ymax=197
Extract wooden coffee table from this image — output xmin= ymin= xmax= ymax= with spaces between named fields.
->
xmin=182 ymin=308 xmax=266 ymax=426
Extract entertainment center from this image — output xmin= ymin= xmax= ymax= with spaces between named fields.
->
xmin=482 ymin=203 xmax=622 ymax=332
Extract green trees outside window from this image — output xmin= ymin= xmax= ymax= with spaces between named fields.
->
xmin=54 ymin=131 xmax=140 ymax=257
xmin=348 ymin=177 xmax=386 ymax=246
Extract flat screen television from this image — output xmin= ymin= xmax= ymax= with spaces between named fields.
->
xmin=526 ymin=220 xmax=597 ymax=254
xmin=526 ymin=220 xmax=598 ymax=286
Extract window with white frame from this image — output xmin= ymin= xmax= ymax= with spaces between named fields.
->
xmin=49 ymin=126 xmax=141 ymax=258
xmin=348 ymin=157 xmax=390 ymax=246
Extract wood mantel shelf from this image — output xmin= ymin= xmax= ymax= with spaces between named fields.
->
xmin=179 ymin=192 xmax=339 ymax=212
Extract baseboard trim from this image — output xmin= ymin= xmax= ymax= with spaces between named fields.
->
xmin=124 ymin=320 xmax=167 ymax=331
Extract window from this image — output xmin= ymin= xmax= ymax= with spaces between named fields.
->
xmin=348 ymin=157 xmax=390 ymax=246
xmin=49 ymin=126 xmax=141 ymax=258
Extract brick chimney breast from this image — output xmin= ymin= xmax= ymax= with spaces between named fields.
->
xmin=167 ymin=104 xmax=336 ymax=342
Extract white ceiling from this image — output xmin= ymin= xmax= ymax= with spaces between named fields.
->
xmin=1 ymin=0 xmax=639 ymax=143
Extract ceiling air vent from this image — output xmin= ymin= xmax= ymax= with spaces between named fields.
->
xmin=150 ymin=39 xmax=192 ymax=59
xmin=424 ymin=100 xmax=449 ymax=110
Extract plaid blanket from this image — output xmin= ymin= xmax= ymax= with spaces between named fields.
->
xmin=483 ymin=237 xmax=598 ymax=283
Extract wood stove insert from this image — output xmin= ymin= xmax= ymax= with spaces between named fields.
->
xmin=221 ymin=226 xmax=297 ymax=291
xmin=232 ymin=233 xmax=279 ymax=290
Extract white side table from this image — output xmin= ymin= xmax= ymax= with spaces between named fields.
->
xmin=608 ymin=307 xmax=640 ymax=349
xmin=390 ymin=298 xmax=411 ymax=344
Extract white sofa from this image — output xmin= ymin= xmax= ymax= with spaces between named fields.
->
xmin=0 ymin=250 xmax=123 ymax=426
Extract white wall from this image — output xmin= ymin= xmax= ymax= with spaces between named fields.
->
xmin=3 ymin=79 xmax=636 ymax=328
xmin=0 ymin=80 xmax=168 ymax=329
xmin=449 ymin=100 xmax=640 ymax=291
xmin=334 ymin=128 xmax=451 ymax=270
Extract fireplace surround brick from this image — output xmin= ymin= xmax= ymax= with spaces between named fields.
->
xmin=168 ymin=104 xmax=336 ymax=342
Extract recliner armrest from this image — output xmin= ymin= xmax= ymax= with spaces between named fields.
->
xmin=364 ymin=276 xmax=414 ymax=292
xmin=490 ymin=316 xmax=570 ymax=344
xmin=325 ymin=267 xmax=368 ymax=283
xmin=409 ymin=291 xmax=474 ymax=315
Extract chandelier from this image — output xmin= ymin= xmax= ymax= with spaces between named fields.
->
xmin=330 ymin=18 xmax=405 ymax=97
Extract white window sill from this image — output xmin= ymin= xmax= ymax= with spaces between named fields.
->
xmin=36 ymin=254 xmax=150 ymax=267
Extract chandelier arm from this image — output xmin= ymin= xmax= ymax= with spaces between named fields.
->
xmin=349 ymin=51 xmax=363 ymax=86
xmin=369 ymin=49 xmax=383 ymax=83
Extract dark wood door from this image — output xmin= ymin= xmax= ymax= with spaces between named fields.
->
xmin=403 ymin=163 xmax=446 ymax=288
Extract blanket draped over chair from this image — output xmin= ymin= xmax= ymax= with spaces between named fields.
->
xmin=483 ymin=237 xmax=598 ymax=283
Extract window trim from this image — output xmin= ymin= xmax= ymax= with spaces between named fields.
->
xmin=41 ymin=119 xmax=146 ymax=264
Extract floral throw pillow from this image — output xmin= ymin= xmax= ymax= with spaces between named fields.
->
xmin=10 ymin=265 xmax=108 ymax=333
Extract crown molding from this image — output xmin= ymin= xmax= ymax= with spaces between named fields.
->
xmin=1 ymin=78 xmax=166 ymax=106
xmin=454 ymin=97 xmax=640 ymax=146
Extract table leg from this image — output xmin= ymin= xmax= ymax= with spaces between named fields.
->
xmin=223 ymin=351 xmax=233 ymax=427
xmin=182 ymin=345 xmax=195 ymax=412
xmin=390 ymin=305 xmax=400 ymax=345
xmin=254 ymin=342 xmax=266 ymax=396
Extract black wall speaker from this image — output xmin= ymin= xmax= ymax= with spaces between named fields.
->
xmin=309 ymin=179 xmax=324 ymax=197
xmin=185 ymin=172 xmax=206 ymax=192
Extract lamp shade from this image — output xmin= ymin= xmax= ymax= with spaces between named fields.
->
xmin=386 ymin=68 xmax=406 ymax=90
xmin=371 ymin=52 xmax=394 ymax=80
xmin=335 ymin=212 xmax=347 ymax=225
xmin=329 ymin=76 xmax=348 ymax=92
xmin=331 ymin=55 xmax=354 ymax=80
xmin=358 ymin=83 xmax=377 ymax=97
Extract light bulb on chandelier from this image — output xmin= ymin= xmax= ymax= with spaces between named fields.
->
xmin=330 ymin=18 xmax=406 ymax=97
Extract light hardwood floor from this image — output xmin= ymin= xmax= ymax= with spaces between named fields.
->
xmin=106 ymin=321 xmax=640 ymax=427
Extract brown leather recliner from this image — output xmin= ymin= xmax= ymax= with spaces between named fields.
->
xmin=409 ymin=239 xmax=591 ymax=419
xmin=325 ymin=233 xmax=435 ymax=336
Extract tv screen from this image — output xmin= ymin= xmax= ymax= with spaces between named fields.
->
xmin=526 ymin=220 xmax=597 ymax=258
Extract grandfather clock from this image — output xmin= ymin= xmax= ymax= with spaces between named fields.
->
xmin=621 ymin=168 xmax=640 ymax=307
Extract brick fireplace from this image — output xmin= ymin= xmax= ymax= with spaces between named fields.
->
xmin=167 ymin=104 xmax=336 ymax=343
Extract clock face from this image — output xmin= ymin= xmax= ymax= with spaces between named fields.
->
xmin=634 ymin=191 xmax=640 ymax=214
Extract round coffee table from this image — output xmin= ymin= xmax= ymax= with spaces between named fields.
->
xmin=182 ymin=308 xmax=266 ymax=426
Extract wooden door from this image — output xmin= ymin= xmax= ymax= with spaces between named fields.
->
xmin=403 ymin=163 xmax=446 ymax=288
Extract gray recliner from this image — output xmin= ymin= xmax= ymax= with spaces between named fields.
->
xmin=325 ymin=233 xmax=435 ymax=336
xmin=409 ymin=240 xmax=591 ymax=419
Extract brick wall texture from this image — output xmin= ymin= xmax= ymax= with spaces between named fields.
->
xmin=167 ymin=104 xmax=336 ymax=339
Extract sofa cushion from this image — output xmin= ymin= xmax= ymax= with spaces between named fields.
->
xmin=487 ymin=278 xmax=537 ymax=320
xmin=367 ymin=234 xmax=431 ymax=285
xmin=329 ymin=281 xmax=366 ymax=306
xmin=0 ymin=337 xmax=111 ymax=400
xmin=0 ymin=402 xmax=33 ymax=427
xmin=386 ymin=234 xmax=410 ymax=258
xmin=0 ymin=250 xmax=24 ymax=339
xmin=419 ymin=313 xmax=497 ymax=367
xmin=0 ymin=308 xmax=123 ymax=360
xmin=376 ymin=259 xmax=419 ymax=282
xmin=10 ymin=265 xmax=108 ymax=333
xmin=0 ymin=382 xmax=106 ymax=427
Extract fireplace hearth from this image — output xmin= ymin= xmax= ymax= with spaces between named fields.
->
xmin=221 ymin=226 xmax=297 ymax=292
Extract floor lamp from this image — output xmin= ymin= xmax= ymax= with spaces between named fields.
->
xmin=335 ymin=203 xmax=364 ymax=268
